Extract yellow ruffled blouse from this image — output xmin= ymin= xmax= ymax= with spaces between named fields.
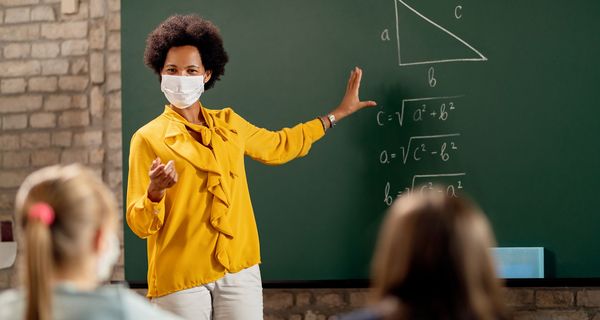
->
xmin=126 ymin=105 xmax=325 ymax=298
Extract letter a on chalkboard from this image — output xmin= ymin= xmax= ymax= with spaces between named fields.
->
xmin=395 ymin=0 xmax=487 ymax=66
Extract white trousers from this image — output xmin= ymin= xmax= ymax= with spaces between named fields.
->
xmin=151 ymin=265 xmax=263 ymax=320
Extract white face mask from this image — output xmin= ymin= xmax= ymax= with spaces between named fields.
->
xmin=96 ymin=232 xmax=120 ymax=282
xmin=161 ymin=75 xmax=205 ymax=109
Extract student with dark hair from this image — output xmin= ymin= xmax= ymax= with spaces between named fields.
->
xmin=0 ymin=164 xmax=181 ymax=320
xmin=341 ymin=189 xmax=509 ymax=320
xmin=126 ymin=14 xmax=376 ymax=320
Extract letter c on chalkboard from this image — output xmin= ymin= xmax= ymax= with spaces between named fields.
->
xmin=455 ymin=6 xmax=463 ymax=19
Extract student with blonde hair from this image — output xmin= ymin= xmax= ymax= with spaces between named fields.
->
xmin=0 ymin=164 xmax=181 ymax=320
xmin=342 ymin=189 xmax=509 ymax=320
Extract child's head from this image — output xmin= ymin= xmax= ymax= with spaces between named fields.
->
xmin=371 ymin=188 xmax=507 ymax=320
xmin=15 ymin=164 xmax=120 ymax=320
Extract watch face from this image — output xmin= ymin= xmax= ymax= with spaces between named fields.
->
xmin=328 ymin=114 xmax=336 ymax=126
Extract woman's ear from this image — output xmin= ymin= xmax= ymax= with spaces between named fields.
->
xmin=92 ymin=228 xmax=104 ymax=254
xmin=91 ymin=227 xmax=106 ymax=255
xmin=204 ymin=70 xmax=212 ymax=84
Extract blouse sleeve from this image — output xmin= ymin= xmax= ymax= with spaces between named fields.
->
xmin=125 ymin=132 xmax=166 ymax=239
xmin=231 ymin=109 xmax=326 ymax=165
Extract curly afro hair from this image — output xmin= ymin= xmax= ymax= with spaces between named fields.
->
xmin=144 ymin=15 xmax=229 ymax=90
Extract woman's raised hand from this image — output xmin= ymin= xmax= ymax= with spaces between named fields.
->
xmin=147 ymin=157 xmax=178 ymax=202
xmin=331 ymin=67 xmax=377 ymax=122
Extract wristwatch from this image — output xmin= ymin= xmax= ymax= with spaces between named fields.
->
xmin=327 ymin=114 xmax=336 ymax=127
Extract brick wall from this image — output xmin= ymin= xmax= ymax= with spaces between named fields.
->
xmin=129 ymin=287 xmax=600 ymax=320
xmin=260 ymin=288 xmax=600 ymax=320
xmin=262 ymin=289 xmax=369 ymax=320
xmin=0 ymin=0 xmax=122 ymax=287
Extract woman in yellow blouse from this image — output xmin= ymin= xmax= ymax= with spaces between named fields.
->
xmin=126 ymin=15 xmax=376 ymax=320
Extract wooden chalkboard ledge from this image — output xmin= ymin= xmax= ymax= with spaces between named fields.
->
xmin=118 ymin=278 xmax=600 ymax=289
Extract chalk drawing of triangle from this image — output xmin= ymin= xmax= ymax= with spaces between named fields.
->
xmin=395 ymin=0 xmax=488 ymax=66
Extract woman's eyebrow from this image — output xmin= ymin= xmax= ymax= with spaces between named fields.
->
xmin=163 ymin=64 xmax=200 ymax=68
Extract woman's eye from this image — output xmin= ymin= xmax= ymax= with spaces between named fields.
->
xmin=167 ymin=68 xmax=176 ymax=73
xmin=188 ymin=69 xmax=198 ymax=74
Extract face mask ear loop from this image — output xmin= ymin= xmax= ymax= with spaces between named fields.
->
xmin=96 ymin=232 xmax=120 ymax=282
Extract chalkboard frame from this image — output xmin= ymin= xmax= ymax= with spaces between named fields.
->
xmin=122 ymin=279 xmax=600 ymax=289
xmin=121 ymin=0 xmax=600 ymax=283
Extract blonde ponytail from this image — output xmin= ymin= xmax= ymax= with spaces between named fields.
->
xmin=25 ymin=219 xmax=53 ymax=320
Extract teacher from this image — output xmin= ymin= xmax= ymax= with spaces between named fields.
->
xmin=126 ymin=14 xmax=376 ymax=320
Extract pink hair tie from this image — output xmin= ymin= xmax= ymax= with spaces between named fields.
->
xmin=28 ymin=203 xmax=55 ymax=226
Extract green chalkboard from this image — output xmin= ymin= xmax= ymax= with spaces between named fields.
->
xmin=122 ymin=0 xmax=600 ymax=283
